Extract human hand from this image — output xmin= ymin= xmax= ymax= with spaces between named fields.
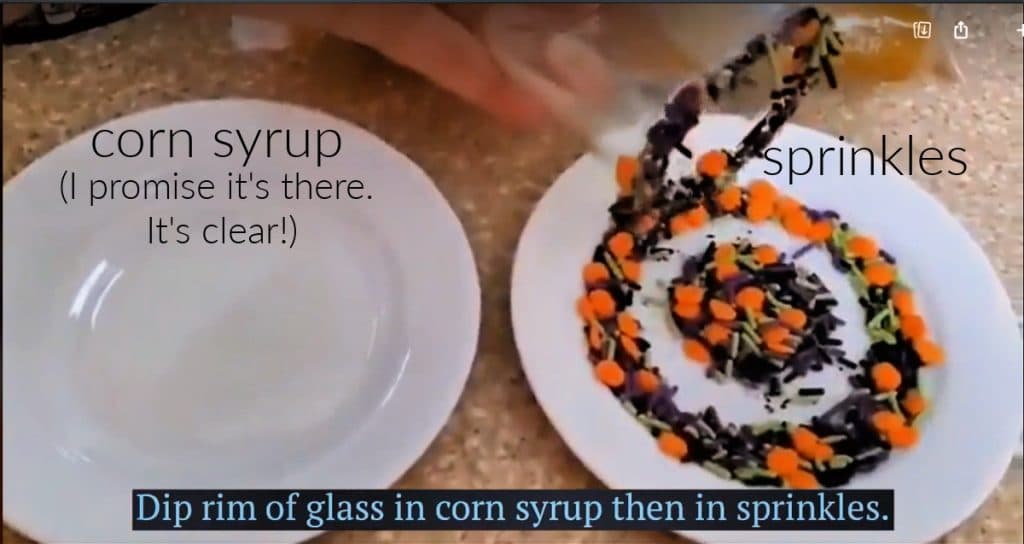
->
xmin=222 ymin=4 xmax=601 ymax=129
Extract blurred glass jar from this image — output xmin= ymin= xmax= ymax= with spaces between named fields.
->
xmin=481 ymin=4 xmax=959 ymax=156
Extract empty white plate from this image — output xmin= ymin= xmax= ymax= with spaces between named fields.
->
xmin=3 ymin=99 xmax=480 ymax=542
xmin=511 ymin=114 xmax=1023 ymax=543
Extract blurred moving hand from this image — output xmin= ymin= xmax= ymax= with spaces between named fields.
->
xmin=224 ymin=4 xmax=600 ymax=129
xmin=229 ymin=4 xmax=958 ymax=132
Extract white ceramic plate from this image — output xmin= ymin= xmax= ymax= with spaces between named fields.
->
xmin=3 ymin=99 xmax=480 ymax=542
xmin=512 ymin=114 xmax=1023 ymax=543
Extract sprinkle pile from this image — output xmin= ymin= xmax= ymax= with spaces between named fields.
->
xmin=576 ymin=7 xmax=944 ymax=489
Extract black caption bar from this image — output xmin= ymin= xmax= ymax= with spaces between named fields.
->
xmin=133 ymin=489 xmax=894 ymax=531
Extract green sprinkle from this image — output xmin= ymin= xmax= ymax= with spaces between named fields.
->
xmin=621 ymin=399 xmax=638 ymax=416
xmin=821 ymin=435 xmax=846 ymax=444
xmin=741 ymin=332 xmax=763 ymax=355
xmin=638 ymin=414 xmax=672 ymax=431
xmin=729 ymin=333 xmax=740 ymax=358
xmin=869 ymin=329 xmax=897 ymax=345
xmin=828 ymin=455 xmax=854 ymax=469
xmin=737 ymin=255 xmax=761 ymax=270
xmin=734 ymin=467 xmax=758 ymax=480
xmin=765 ymin=289 xmax=792 ymax=309
xmin=702 ymin=461 xmax=733 ymax=481
xmin=867 ymin=307 xmax=891 ymax=330
xmin=603 ymin=250 xmax=624 ymax=280
xmin=604 ymin=336 xmax=617 ymax=359
xmin=752 ymin=420 xmax=784 ymax=435
xmin=855 ymin=447 xmax=884 ymax=461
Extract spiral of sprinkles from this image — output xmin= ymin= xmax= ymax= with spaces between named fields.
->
xmin=577 ymin=7 xmax=943 ymax=489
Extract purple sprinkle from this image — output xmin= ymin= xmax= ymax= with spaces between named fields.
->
xmin=623 ymin=369 xmax=637 ymax=398
xmin=793 ymin=242 xmax=816 ymax=260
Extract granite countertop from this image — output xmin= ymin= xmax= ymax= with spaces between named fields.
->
xmin=3 ymin=5 xmax=1022 ymax=544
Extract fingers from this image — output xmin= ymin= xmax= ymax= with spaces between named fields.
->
xmin=481 ymin=5 xmax=615 ymax=133
xmin=545 ymin=32 xmax=615 ymax=103
xmin=349 ymin=5 xmax=548 ymax=127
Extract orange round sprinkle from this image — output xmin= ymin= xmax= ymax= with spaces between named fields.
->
xmin=577 ymin=296 xmax=595 ymax=321
xmin=753 ymin=245 xmax=779 ymax=265
xmin=846 ymin=235 xmax=879 ymax=260
xmin=762 ymin=324 xmax=790 ymax=345
xmin=716 ymin=262 xmax=740 ymax=282
xmin=674 ymin=302 xmax=702 ymax=320
xmin=683 ymin=339 xmax=711 ymax=364
xmin=899 ymin=314 xmax=927 ymax=340
xmin=608 ymin=231 xmax=635 ymax=259
xmin=766 ymin=340 xmax=795 ymax=355
xmin=782 ymin=209 xmax=812 ymax=237
xmin=871 ymin=362 xmax=902 ymax=392
xmin=810 ymin=443 xmax=834 ymax=463
xmin=748 ymin=179 xmax=778 ymax=202
xmin=871 ymin=410 xmax=905 ymax=433
xmin=675 ymin=285 xmax=705 ymax=305
xmin=785 ymin=469 xmax=820 ymax=490
xmin=697 ymin=150 xmax=729 ymax=178
xmin=766 ymin=447 xmax=801 ymax=476
xmin=774 ymin=196 xmax=802 ymax=219
xmin=716 ymin=185 xmax=743 ymax=212
xmin=636 ymin=213 xmax=659 ymax=234
xmin=807 ymin=220 xmax=833 ymax=243
xmin=615 ymin=155 xmax=639 ymax=194
xmin=617 ymin=313 xmax=641 ymax=338
xmin=892 ymin=289 xmax=915 ymax=315
xmin=709 ymin=299 xmax=738 ymax=321
xmin=588 ymin=289 xmax=617 ymax=320
xmin=636 ymin=369 xmax=660 ymax=394
xmin=582 ymin=262 xmax=610 ymax=286
xmin=791 ymin=427 xmax=820 ymax=458
xmin=746 ymin=198 xmax=774 ymax=223
xmin=684 ymin=205 xmax=710 ymax=228
xmin=736 ymin=286 xmax=766 ymax=312
xmin=778 ymin=308 xmax=807 ymax=330
xmin=658 ymin=431 xmax=689 ymax=460
xmin=669 ymin=214 xmax=689 ymax=236
xmin=587 ymin=324 xmax=603 ymax=350
xmin=902 ymin=390 xmax=927 ymax=418
xmin=621 ymin=335 xmax=642 ymax=360
xmin=714 ymin=243 xmax=736 ymax=264
xmin=914 ymin=339 xmax=944 ymax=366
xmin=887 ymin=425 xmax=919 ymax=449
xmin=703 ymin=322 xmax=733 ymax=346
xmin=594 ymin=359 xmax=625 ymax=387
xmin=864 ymin=262 xmax=895 ymax=287
xmin=621 ymin=260 xmax=642 ymax=284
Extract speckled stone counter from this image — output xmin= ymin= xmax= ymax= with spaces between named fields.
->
xmin=3 ymin=5 xmax=1022 ymax=544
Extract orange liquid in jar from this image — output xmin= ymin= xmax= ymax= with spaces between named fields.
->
xmin=824 ymin=4 xmax=932 ymax=82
